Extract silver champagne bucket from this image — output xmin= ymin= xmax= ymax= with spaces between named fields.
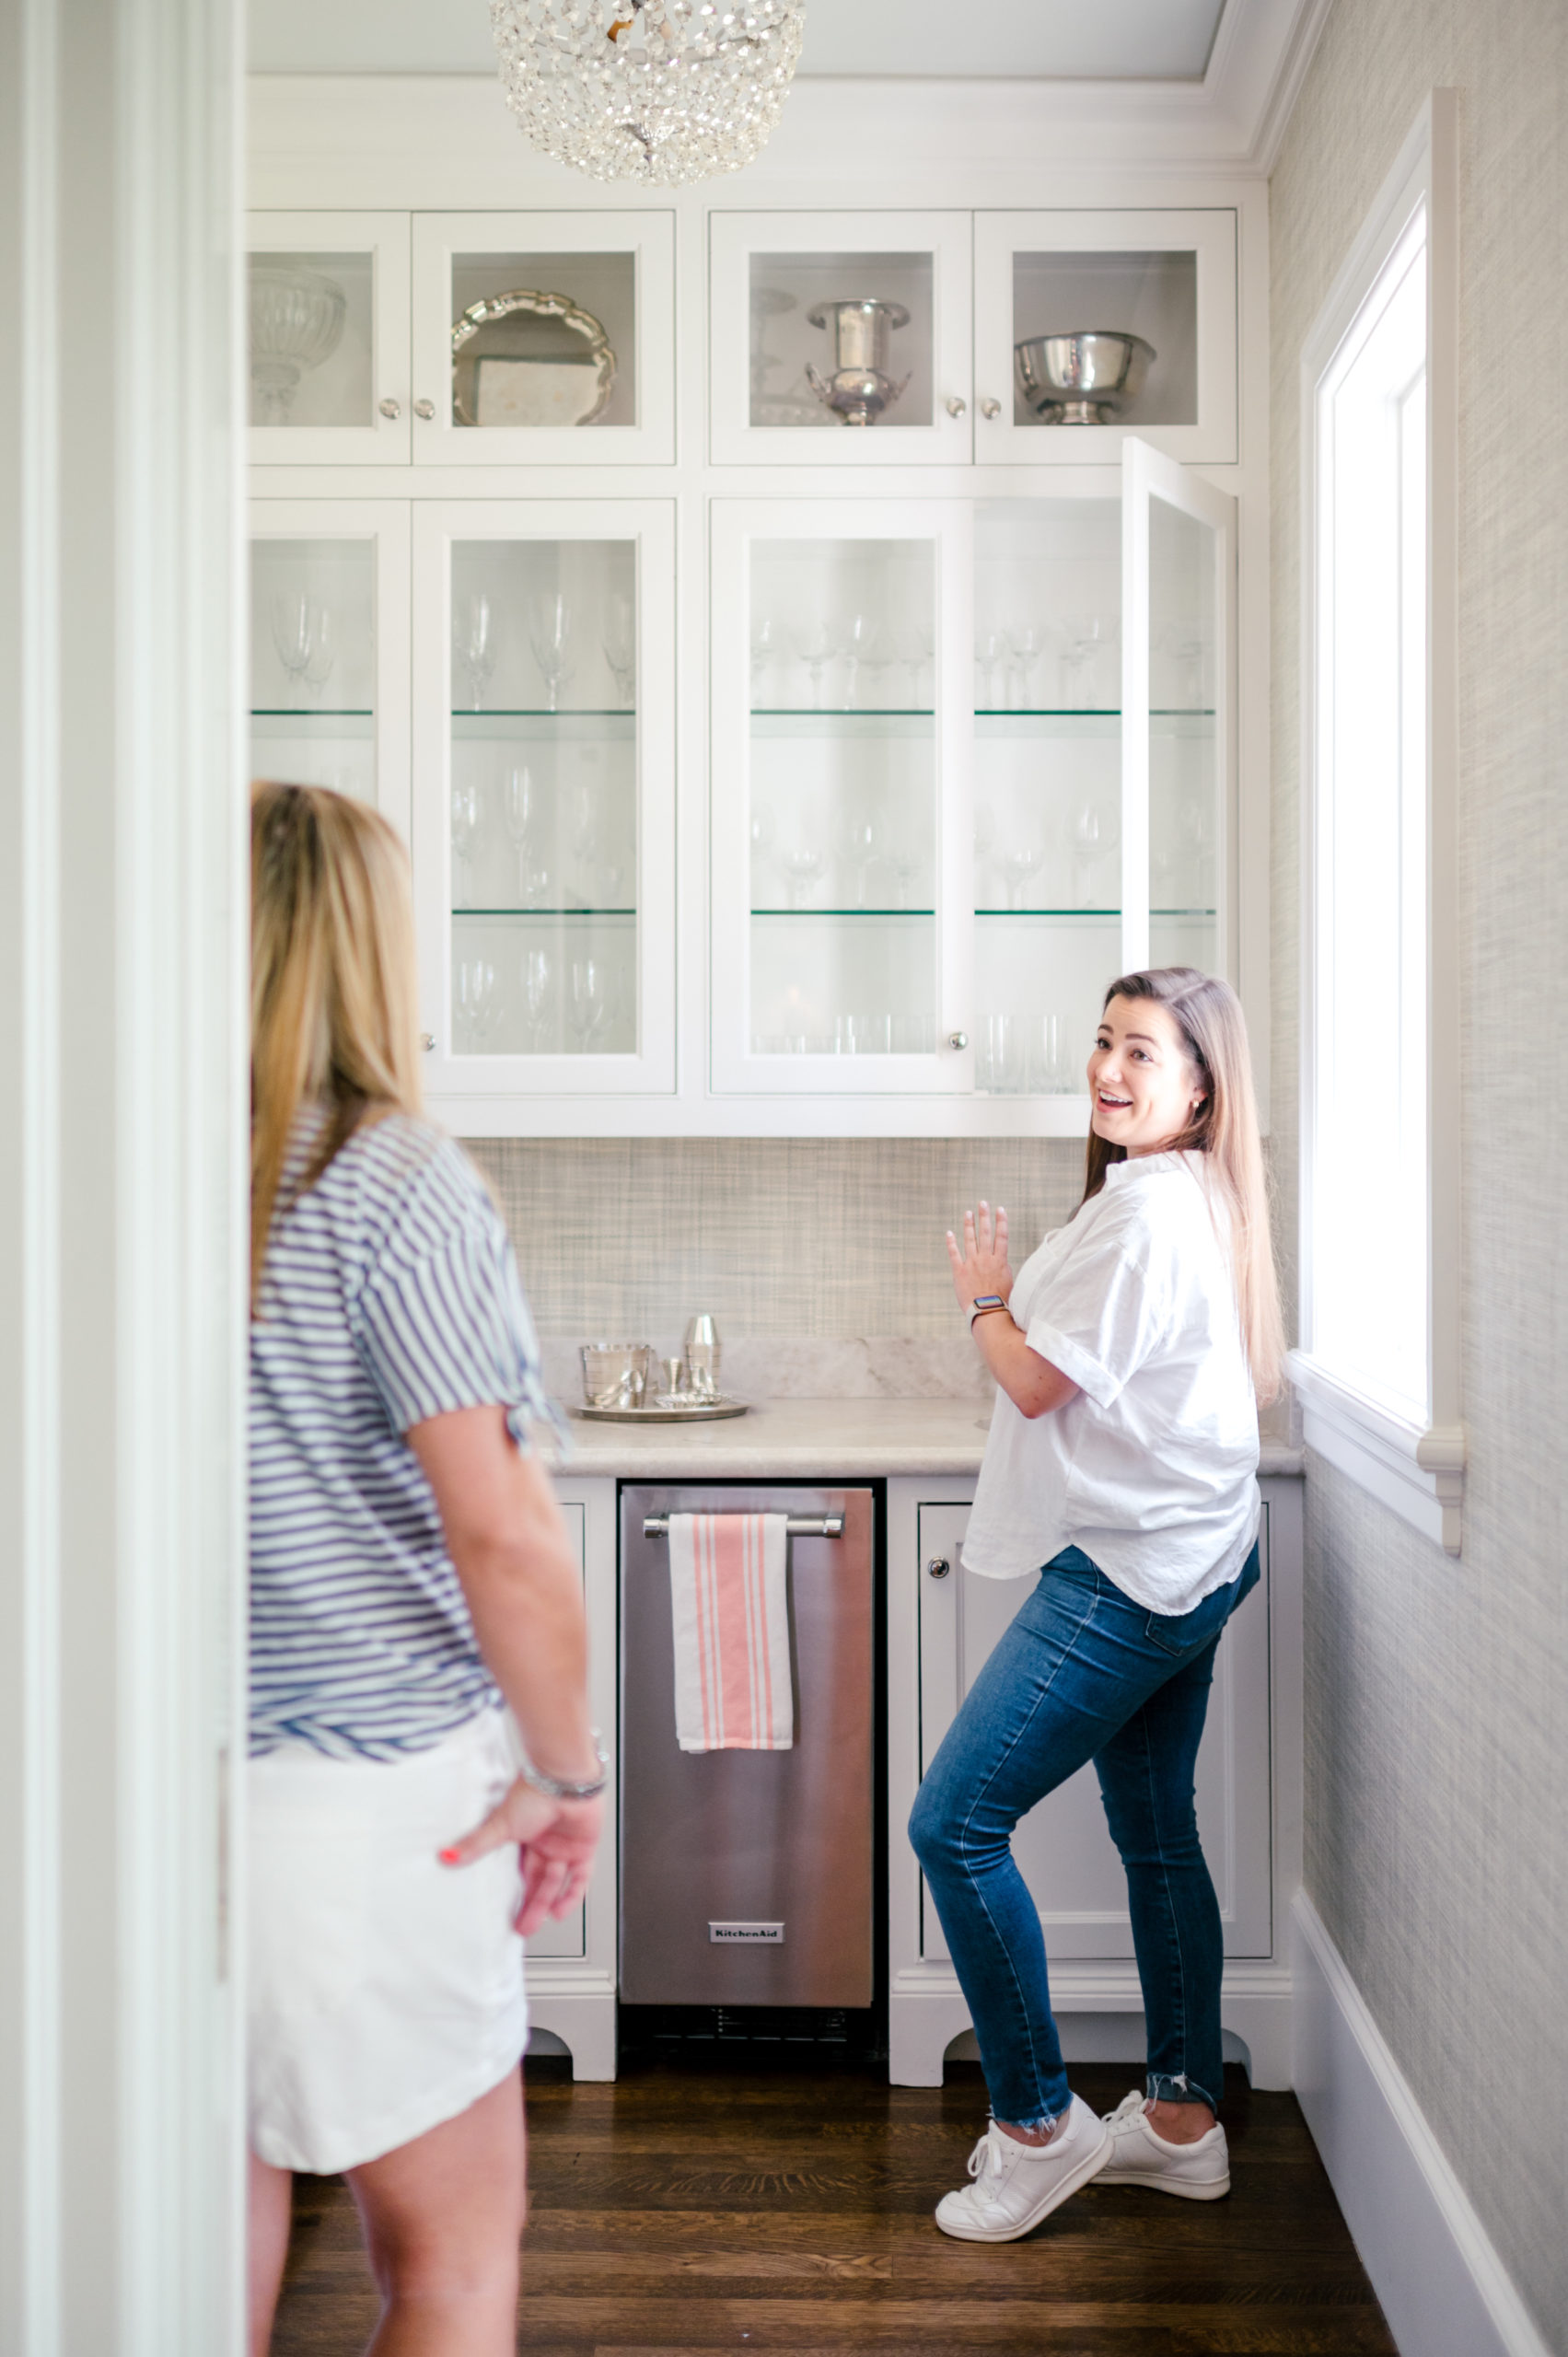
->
xmin=806 ymin=298 xmax=912 ymax=428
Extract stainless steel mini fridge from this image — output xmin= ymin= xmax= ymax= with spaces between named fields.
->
xmin=619 ymin=1484 xmax=875 ymax=2008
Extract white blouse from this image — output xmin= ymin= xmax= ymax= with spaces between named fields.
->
xmin=960 ymin=1150 xmax=1260 ymax=1616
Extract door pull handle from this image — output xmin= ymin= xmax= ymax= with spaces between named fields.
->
xmin=644 ymin=1515 xmax=844 ymax=1539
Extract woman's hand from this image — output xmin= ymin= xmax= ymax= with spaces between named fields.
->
xmin=440 ymin=1776 xmax=604 ymax=1938
xmin=946 ymin=1201 xmax=1014 ymax=1317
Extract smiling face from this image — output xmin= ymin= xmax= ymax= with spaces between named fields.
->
xmin=1087 ymin=994 xmax=1206 ymax=1158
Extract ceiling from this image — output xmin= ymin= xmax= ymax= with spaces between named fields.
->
xmin=248 ymin=0 xmax=1229 ymax=82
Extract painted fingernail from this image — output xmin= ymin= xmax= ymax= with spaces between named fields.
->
xmin=437 ymin=1847 xmax=460 ymax=1864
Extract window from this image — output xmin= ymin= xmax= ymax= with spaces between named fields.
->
xmin=1291 ymin=95 xmax=1463 ymax=1555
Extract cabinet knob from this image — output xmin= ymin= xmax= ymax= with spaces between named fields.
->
xmin=413 ymin=399 xmax=436 ymax=421
xmin=420 ymin=1032 xmax=436 ymax=1052
xmin=926 ymin=1556 xmax=951 ymax=1581
xmin=945 ymin=395 xmax=968 ymax=418
xmin=377 ymin=396 xmax=401 ymax=420
xmin=947 ymin=1030 xmax=969 ymax=1051
xmin=980 ymin=396 xmax=1001 ymax=420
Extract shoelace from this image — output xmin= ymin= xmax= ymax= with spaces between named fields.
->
xmin=965 ymin=2130 xmax=1002 ymax=2183
xmin=1104 ymin=2090 xmax=1147 ymax=2129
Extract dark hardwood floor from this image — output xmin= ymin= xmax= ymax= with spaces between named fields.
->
xmin=271 ymin=2057 xmax=1396 ymax=2356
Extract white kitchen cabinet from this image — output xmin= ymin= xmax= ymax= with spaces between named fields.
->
xmin=247 ymin=215 xmax=412 ymax=465
xmin=710 ymin=210 xmax=974 ymax=465
xmin=887 ymin=1473 xmax=1302 ymax=2092
xmin=973 ymin=210 xmax=1238 ymax=468
xmin=521 ymin=1476 xmax=619 ymax=2080
xmin=411 ymin=499 xmax=678 ymax=1099
xmin=248 ymin=502 xmax=411 ymax=840
xmin=411 ymin=211 xmax=676 ymax=467
xmin=709 ymin=441 xmax=1236 ymax=1120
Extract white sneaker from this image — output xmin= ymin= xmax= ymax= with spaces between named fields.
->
xmin=1097 ymin=2089 xmax=1231 ymax=2200
xmin=934 ymin=2094 xmax=1110 ymax=2242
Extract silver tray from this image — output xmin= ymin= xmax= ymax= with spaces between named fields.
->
xmin=571 ymin=1398 xmax=749 ymax=1424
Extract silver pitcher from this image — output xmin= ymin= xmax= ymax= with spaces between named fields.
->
xmin=805 ymin=298 xmax=912 ymax=428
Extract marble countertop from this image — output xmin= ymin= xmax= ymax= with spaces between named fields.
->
xmin=558 ymin=1394 xmax=1305 ymax=1481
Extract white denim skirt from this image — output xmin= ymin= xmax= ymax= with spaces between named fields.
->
xmin=249 ymin=1706 xmax=527 ymax=2175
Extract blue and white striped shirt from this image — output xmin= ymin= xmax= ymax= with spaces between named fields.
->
xmin=250 ymin=1108 xmax=561 ymax=1759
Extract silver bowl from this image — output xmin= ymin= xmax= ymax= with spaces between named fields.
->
xmin=1014 ymin=331 xmax=1156 ymax=424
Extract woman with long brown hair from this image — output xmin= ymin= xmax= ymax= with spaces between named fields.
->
xmin=912 ymin=967 xmax=1283 ymax=2243
xmin=247 ymin=782 xmax=603 ymax=2354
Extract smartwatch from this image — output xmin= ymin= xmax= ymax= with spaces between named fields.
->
xmin=968 ymin=1295 xmax=1007 ymax=1329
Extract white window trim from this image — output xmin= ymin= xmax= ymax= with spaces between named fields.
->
xmin=1290 ymin=91 xmax=1464 ymax=1556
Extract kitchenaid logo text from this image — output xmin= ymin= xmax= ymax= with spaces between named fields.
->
xmin=708 ymin=1922 xmax=785 ymax=1944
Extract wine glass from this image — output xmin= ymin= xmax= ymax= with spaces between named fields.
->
xmin=895 ymin=622 xmax=934 ymax=708
xmin=567 ymin=956 xmax=610 ymax=1051
xmin=302 ymin=604 xmax=336 ymax=702
xmin=602 ymin=593 xmax=635 ymax=710
xmin=270 ymin=587 xmax=321 ymax=702
xmin=882 ymin=833 xmax=923 ymax=911
xmin=779 ymin=842 xmax=825 ymax=909
xmin=568 ymin=781 xmax=602 ymax=908
xmin=749 ymin=616 xmax=777 ymax=706
xmin=974 ymin=626 xmax=1007 ymax=711
xmin=454 ymin=592 xmax=497 ymax=713
xmin=528 ymin=592 xmax=574 ymax=714
xmin=1006 ymin=621 xmax=1048 ymax=710
xmin=519 ymin=946 xmax=554 ymax=1051
xmin=1001 ymin=840 xmax=1046 ymax=910
xmin=450 ymin=779 xmax=483 ymax=908
xmin=792 ymin=620 xmax=834 ymax=710
xmin=1074 ymin=803 xmax=1104 ymax=906
xmin=1059 ymin=615 xmax=1114 ymax=709
xmin=456 ymin=957 xmax=499 ymax=1049
xmin=832 ymin=613 xmax=880 ymax=711
xmin=503 ymin=764 xmax=537 ymax=902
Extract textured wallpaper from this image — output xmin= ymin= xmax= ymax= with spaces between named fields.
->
xmin=1272 ymin=1 xmax=1568 ymax=2340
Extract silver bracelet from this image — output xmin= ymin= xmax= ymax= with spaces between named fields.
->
xmin=515 ymin=1728 xmax=610 ymax=1802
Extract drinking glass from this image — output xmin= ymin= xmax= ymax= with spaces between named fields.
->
xmin=528 ymin=592 xmax=575 ymax=714
xmin=977 ymin=1013 xmax=1016 ymax=1096
xmin=882 ymin=834 xmax=923 ymax=911
xmin=839 ymin=807 xmax=881 ymax=909
xmin=1059 ymin=615 xmax=1114 ymax=709
xmin=454 ymin=592 xmax=497 ymax=712
xmin=270 ymin=587 xmax=321 ymax=700
xmin=567 ymin=956 xmax=610 ymax=1051
xmin=749 ymin=617 xmax=778 ymax=706
xmin=780 ymin=842 xmax=825 ymax=909
xmin=974 ymin=626 xmax=1007 ymax=710
xmin=895 ymin=623 xmax=934 ymax=708
xmin=519 ymin=945 xmax=554 ymax=1051
xmin=503 ymin=763 xmax=535 ymax=902
xmin=1074 ymin=804 xmax=1103 ymax=906
xmin=456 ymin=957 xmax=499 ymax=1048
xmin=833 ymin=613 xmax=881 ymax=710
xmin=792 ymin=621 xmax=834 ymax=710
xmin=568 ymin=781 xmax=603 ymax=907
xmin=602 ymin=593 xmax=635 ymax=709
xmin=749 ymin=805 xmax=777 ymax=902
xmin=1001 ymin=840 xmax=1046 ymax=910
xmin=302 ymin=605 xmax=336 ymax=702
xmin=1006 ymin=621 xmax=1048 ymax=709
xmin=450 ymin=779 xmax=483 ymax=907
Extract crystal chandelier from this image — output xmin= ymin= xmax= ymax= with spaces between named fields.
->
xmin=490 ymin=0 xmax=807 ymax=189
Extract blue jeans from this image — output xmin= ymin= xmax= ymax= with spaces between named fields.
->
xmin=908 ymin=1542 xmax=1260 ymax=2130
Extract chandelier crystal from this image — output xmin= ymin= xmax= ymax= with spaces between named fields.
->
xmin=490 ymin=0 xmax=807 ymax=189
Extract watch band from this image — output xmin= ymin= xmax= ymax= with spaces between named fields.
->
xmin=515 ymin=1729 xmax=610 ymax=1802
xmin=969 ymin=1295 xmax=1007 ymax=1329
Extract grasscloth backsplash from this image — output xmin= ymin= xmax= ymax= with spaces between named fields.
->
xmin=466 ymin=1136 xmax=1086 ymax=1340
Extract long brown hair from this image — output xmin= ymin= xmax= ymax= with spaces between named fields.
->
xmin=250 ymin=782 xmax=423 ymax=1309
xmin=1083 ymin=968 xmax=1284 ymax=1402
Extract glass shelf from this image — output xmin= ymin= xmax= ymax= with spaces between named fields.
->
xmin=750 ymin=906 xmax=935 ymax=919
xmin=750 ymin=706 xmax=933 ymax=718
xmin=454 ymin=905 xmax=636 ymax=919
xmin=451 ymin=708 xmax=633 ymax=720
xmin=251 ymin=707 xmax=373 ymax=720
xmin=976 ymin=905 xmax=1121 ymax=918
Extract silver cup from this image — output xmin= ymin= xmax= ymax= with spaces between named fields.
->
xmin=580 ymin=1341 xmax=653 ymax=1411
xmin=682 ymin=1312 xmax=722 ymax=1400
xmin=805 ymin=299 xmax=912 ymax=428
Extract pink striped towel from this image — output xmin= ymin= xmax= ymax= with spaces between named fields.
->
xmin=668 ymin=1513 xmax=793 ymax=1752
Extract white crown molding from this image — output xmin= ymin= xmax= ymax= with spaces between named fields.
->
xmin=247 ymin=0 xmax=1327 ymax=197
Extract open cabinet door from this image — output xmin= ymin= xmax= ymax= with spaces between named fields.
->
xmin=1121 ymin=438 xmax=1237 ymax=983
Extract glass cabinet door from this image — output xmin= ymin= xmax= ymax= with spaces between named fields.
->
xmin=710 ymin=214 xmax=973 ymax=466
xmin=412 ymin=503 xmax=675 ymax=1101
xmin=1121 ymin=437 xmax=1237 ymax=982
xmin=411 ymin=214 xmax=675 ymax=466
xmin=247 ymin=215 xmax=411 ymax=464
xmin=970 ymin=495 xmax=1123 ymax=1102
xmin=973 ymin=212 xmax=1237 ymax=468
xmin=249 ymin=503 xmax=411 ymax=840
xmin=711 ymin=501 xmax=972 ymax=1095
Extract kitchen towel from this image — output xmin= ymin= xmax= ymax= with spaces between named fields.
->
xmin=668 ymin=1512 xmax=793 ymax=1752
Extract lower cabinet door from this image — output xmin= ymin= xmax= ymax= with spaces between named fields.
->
xmin=915 ymin=1502 xmax=1272 ymax=1961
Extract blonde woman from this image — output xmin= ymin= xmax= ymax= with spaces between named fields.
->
xmin=247 ymin=782 xmax=603 ymax=2356
xmin=912 ymin=968 xmax=1283 ymax=2243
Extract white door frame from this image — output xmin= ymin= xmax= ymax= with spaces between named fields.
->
xmin=0 ymin=0 xmax=248 ymax=2348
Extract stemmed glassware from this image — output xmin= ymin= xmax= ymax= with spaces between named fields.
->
xmin=455 ymin=957 xmax=499 ymax=1049
xmin=450 ymin=779 xmax=483 ymax=908
xmin=270 ymin=588 xmax=326 ymax=702
xmin=519 ymin=946 xmax=554 ymax=1051
xmin=1001 ymin=840 xmax=1046 ymax=910
xmin=974 ymin=625 xmax=1007 ymax=710
xmin=749 ymin=804 xmax=777 ymax=903
xmin=832 ymin=613 xmax=881 ymax=711
xmin=567 ymin=956 xmax=610 ymax=1051
xmin=1005 ymin=622 xmax=1048 ymax=710
xmin=602 ymin=594 xmax=635 ymax=710
xmin=1074 ymin=803 xmax=1104 ymax=906
xmin=1059 ymin=615 xmax=1115 ymax=709
xmin=528 ymin=592 xmax=575 ymax=714
xmin=454 ymin=592 xmax=497 ymax=713
xmin=839 ymin=806 xmax=881 ymax=909
xmin=793 ymin=620 xmax=834 ymax=710
xmin=749 ymin=617 xmax=777 ymax=706
xmin=504 ymin=764 xmax=553 ymax=907
xmin=882 ymin=832 xmax=923 ymax=911
xmin=895 ymin=623 xmax=934 ymax=708
xmin=780 ymin=841 xmax=826 ymax=909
